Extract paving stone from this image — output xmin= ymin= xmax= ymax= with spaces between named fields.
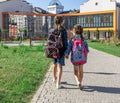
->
xmin=30 ymin=48 xmax=120 ymax=103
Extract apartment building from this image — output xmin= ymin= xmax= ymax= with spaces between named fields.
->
xmin=79 ymin=0 xmax=120 ymax=39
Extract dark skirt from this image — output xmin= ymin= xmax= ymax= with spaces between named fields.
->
xmin=52 ymin=56 xmax=65 ymax=66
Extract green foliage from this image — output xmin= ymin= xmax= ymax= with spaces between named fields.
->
xmin=90 ymin=39 xmax=100 ymax=42
xmin=36 ymin=41 xmax=46 ymax=52
xmin=88 ymin=41 xmax=120 ymax=57
xmin=36 ymin=45 xmax=45 ymax=52
xmin=3 ymin=45 xmax=9 ymax=49
xmin=115 ymin=42 xmax=120 ymax=47
xmin=19 ymin=27 xmax=27 ymax=32
xmin=1 ymin=29 xmax=8 ymax=33
xmin=0 ymin=42 xmax=4 ymax=47
xmin=113 ymin=35 xmax=117 ymax=44
xmin=87 ymin=30 xmax=90 ymax=40
xmin=0 ymin=45 xmax=51 ymax=103
xmin=96 ymin=29 xmax=99 ymax=40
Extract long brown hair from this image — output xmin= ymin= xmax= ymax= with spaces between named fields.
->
xmin=54 ymin=16 xmax=64 ymax=31
xmin=73 ymin=24 xmax=84 ymax=40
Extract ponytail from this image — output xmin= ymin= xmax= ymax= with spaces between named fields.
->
xmin=54 ymin=16 xmax=64 ymax=31
xmin=73 ymin=24 xmax=84 ymax=41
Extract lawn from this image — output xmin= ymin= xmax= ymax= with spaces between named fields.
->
xmin=88 ymin=41 xmax=120 ymax=57
xmin=0 ymin=43 xmax=51 ymax=103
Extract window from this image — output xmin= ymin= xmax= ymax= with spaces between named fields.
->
xmin=81 ymin=13 xmax=112 ymax=28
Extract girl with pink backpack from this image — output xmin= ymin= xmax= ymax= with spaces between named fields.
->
xmin=65 ymin=24 xmax=89 ymax=90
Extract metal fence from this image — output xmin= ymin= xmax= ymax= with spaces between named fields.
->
xmin=1 ymin=12 xmax=56 ymax=41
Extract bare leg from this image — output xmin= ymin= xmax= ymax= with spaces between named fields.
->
xmin=53 ymin=64 xmax=57 ymax=80
xmin=78 ymin=65 xmax=84 ymax=90
xmin=79 ymin=65 xmax=83 ymax=84
xmin=74 ymin=66 xmax=80 ymax=84
xmin=57 ymin=64 xmax=62 ymax=85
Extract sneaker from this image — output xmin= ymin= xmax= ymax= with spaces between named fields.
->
xmin=79 ymin=84 xmax=83 ymax=90
xmin=56 ymin=84 xmax=61 ymax=89
xmin=77 ymin=82 xmax=80 ymax=87
xmin=53 ymin=78 xmax=57 ymax=83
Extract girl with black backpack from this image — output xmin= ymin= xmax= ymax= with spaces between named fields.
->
xmin=52 ymin=16 xmax=68 ymax=89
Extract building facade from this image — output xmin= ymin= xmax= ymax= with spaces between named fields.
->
xmin=0 ymin=0 xmax=33 ymax=40
xmin=57 ymin=0 xmax=120 ymax=40
xmin=0 ymin=0 xmax=56 ymax=40
xmin=47 ymin=0 xmax=64 ymax=14
xmin=0 ymin=0 xmax=33 ymax=29
xmin=79 ymin=0 xmax=120 ymax=40
xmin=1 ymin=0 xmax=120 ymax=41
xmin=2 ymin=12 xmax=55 ymax=40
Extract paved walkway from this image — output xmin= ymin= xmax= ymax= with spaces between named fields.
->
xmin=30 ymin=48 xmax=120 ymax=103
xmin=3 ymin=41 xmax=42 ymax=46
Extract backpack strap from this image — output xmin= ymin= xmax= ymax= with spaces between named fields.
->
xmin=54 ymin=28 xmax=61 ymax=35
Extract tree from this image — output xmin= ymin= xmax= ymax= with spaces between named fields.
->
xmin=117 ymin=31 xmax=120 ymax=40
xmin=87 ymin=30 xmax=90 ymax=40
xmin=0 ymin=29 xmax=1 ymax=41
xmin=96 ymin=29 xmax=99 ymax=40
xmin=1 ymin=29 xmax=8 ymax=41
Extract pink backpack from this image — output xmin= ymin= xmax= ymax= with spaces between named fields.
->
xmin=71 ymin=38 xmax=87 ymax=65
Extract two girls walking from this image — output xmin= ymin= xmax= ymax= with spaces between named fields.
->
xmin=50 ymin=16 xmax=89 ymax=90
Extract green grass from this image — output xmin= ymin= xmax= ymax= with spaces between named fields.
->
xmin=88 ymin=41 xmax=120 ymax=57
xmin=0 ymin=43 xmax=51 ymax=103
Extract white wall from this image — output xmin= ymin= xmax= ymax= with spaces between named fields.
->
xmin=116 ymin=0 xmax=120 ymax=2
xmin=0 ymin=0 xmax=33 ymax=29
xmin=47 ymin=5 xmax=64 ymax=14
xmin=47 ymin=5 xmax=57 ymax=14
xmin=80 ymin=0 xmax=116 ymax=13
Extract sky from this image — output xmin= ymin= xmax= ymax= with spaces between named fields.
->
xmin=26 ymin=0 xmax=87 ymax=11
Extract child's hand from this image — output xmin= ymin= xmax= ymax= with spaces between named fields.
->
xmin=65 ymin=56 xmax=69 ymax=59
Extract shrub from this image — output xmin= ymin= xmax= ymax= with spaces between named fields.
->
xmin=87 ymin=30 xmax=90 ymax=40
xmin=96 ymin=29 xmax=99 ymax=40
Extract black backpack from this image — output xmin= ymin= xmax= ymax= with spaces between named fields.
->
xmin=45 ymin=30 xmax=63 ymax=59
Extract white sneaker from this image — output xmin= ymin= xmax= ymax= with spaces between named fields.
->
xmin=56 ymin=84 xmax=61 ymax=89
xmin=53 ymin=78 xmax=57 ymax=83
xmin=79 ymin=84 xmax=83 ymax=90
xmin=77 ymin=82 xmax=80 ymax=87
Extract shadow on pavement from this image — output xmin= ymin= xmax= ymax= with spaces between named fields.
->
xmin=84 ymin=72 xmax=117 ymax=75
xmin=61 ymin=82 xmax=76 ymax=86
xmin=83 ymin=85 xmax=120 ymax=94
xmin=60 ymin=82 xmax=79 ymax=89
xmin=60 ymin=86 xmax=79 ymax=89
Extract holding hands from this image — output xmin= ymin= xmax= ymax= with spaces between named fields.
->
xmin=65 ymin=55 xmax=69 ymax=59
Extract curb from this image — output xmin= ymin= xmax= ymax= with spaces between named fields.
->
xmin=30 ymin=64 xmax=53 ymax=103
